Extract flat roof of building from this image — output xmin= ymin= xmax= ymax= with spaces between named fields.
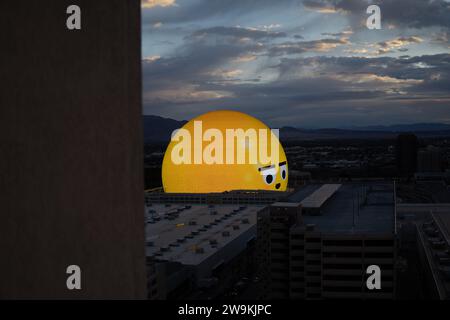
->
xmin=145 ymin=204 xmax=262 ymax=266
xmin=271 ymin=202 xmax=302 ymax=208
xmin=299 ymin=184 xmax=341 ymax=209
xmin=289 ymin=183 xmax=395 ymax=234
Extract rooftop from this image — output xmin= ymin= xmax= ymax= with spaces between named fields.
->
xmin=299 ymin=184 xmax=341 ymax=209
xmin=145 ymin=204 xmax=262 ymax=266
xmin=289 ymin=183 xmax=395 ymax=234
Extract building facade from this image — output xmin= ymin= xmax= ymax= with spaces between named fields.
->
xmin=257 ymin=183 xmax=397 ymax=299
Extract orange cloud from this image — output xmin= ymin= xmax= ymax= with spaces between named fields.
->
xmin=142 ymin=0 xmax=176 ymax=9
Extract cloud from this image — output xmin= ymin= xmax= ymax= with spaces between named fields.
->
xmin=302 ymin=0 xmax=450 ymax=30
xmin=208 ymin=69 xmax=243 ymax=79
xmin=269 ymin=38 xmax=350 ymax=56
xmin=144 ymin=85 xmax=234 ymax=104
xmin=258 ymin=24 xmax=283 ymax=30
xmin=190 ymin=26 xmax=286 ymax=41
xmin=321 ymin=30 xmax=353 ymax=37
xmin=142 ymin=0 xmax=176 ymax=9
xmin=233 ymin=55 xmax=258 ymax=63
xmin=142 ymin=0 xmax=297 ymax=25
xmin=432 ymin=31 xmax=450 ymax=47
xmin=142 ymin=26 xmax=268 ymax=108
xmin=143 ymin=55 xmax=161 ymax=63
xmin=376 ymin=36 xmax=423 ymax=55
xmin=143 ymin=39 xmax=450 ymax=126
xmin=141 ymin=0 xmax=450 ymax=127
xmin=303 ymin=0 xmax=345 ymax=13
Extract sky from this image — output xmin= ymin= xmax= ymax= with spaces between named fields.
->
xmin=141 ymin=0 xmax=450 ymax=128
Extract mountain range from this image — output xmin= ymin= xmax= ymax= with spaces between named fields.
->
xmin=143 ymin=115 xmax=450 ymax=143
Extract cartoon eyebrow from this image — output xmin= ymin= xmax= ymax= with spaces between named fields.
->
xmin=279 ymin=161 xmax=287 ymax=166
xmin=258 ymin=164 xmax=275 ymax=172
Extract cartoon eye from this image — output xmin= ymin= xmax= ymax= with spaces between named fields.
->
xmin=279 ymin=162 xmax=287 ymax=180
xmin=259 ymin=165 xmax=276 ymax=185
xmin=264 ymin=174 xmax=274 ymax=185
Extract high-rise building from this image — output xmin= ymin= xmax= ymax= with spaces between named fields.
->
xmin=396 ymin=134 xmax=419 ymax=177
xmin=257 ymin=183 xmax=396 ymax=299
xmin=1 ymin=1 xmax=146 ymax=298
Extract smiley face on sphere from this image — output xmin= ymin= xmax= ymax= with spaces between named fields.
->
xmin=162 ymin=110 xmax=288 ymax=193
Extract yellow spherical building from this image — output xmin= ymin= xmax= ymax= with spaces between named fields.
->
xmin=162 ymin=110 xmax=288 ymax=193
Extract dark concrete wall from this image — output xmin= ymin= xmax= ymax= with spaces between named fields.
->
xmin=0 ymin=1 xmax=146 ymax=298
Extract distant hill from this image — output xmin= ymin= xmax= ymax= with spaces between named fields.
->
xmin=279 ymin=126 xmax=450 ymax=141
xmin=346 ymin=123 xmax=450 ymax=132
xmin=279 ymin=127 xmax=397 ymax=141
xmin=143 ymin=116 xmax=450 ymax=143
xmin=143 ymin=115 xmax=186 ymax=143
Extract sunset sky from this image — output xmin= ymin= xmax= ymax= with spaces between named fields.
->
xmin=141 ymin=0 xmax=450 ymax=128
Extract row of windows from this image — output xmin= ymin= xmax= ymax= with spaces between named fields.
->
xmin=324 ymin=255 xmax=392 ymax=260
xmin=324 ymin=263 xmax=394 ymax=270
xmin=323 ymin=240 xmax=394 ymax=246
